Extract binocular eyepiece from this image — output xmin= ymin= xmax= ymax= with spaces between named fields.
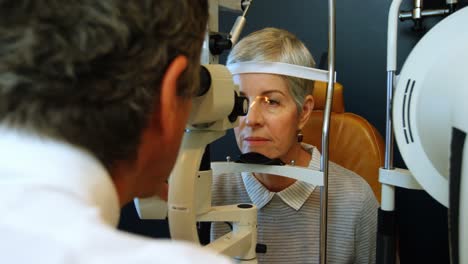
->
xmin=193 ymin=66 xmax=248 ymax=124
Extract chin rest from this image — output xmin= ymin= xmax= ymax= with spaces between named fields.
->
xmin=302 ymin=81 xmax=385 ymax=201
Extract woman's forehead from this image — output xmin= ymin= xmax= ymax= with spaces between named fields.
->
xmin=234 ymin=73 xmax=289 ymax=95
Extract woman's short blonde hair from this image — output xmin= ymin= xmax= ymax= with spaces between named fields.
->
xmin=227 ymin=27 xmax=316 ymax=113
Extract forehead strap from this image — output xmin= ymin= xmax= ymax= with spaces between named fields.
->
xmin=227 ymin=61 xmax=336 ymax=82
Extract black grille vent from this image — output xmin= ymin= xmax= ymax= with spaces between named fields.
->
xmin=402 ymin=79 xmax=416 ymax=144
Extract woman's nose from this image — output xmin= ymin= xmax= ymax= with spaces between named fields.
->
xmin=244 ymin=101 xmax=264 ymax=126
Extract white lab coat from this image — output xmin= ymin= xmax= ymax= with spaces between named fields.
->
xmin=0 ymin=127 xmax=232 ymax=264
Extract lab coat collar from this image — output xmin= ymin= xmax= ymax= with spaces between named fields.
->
xmin=242 ymin=144 xmax=320 ymax=211
xmin=0 ymin=126 xmax=120 ymax=226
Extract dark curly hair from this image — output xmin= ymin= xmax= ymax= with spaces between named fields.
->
xmin=0 ymin=0 xmax=208 ymax=169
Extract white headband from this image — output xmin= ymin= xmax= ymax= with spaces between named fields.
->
xmin=227 ymin=61 xmax=336 ymax=82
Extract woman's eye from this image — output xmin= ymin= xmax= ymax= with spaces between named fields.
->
xmin=266 ymin=98 xmax=280 ymax=106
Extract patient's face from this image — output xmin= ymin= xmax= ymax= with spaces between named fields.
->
xmin=234 ymin=73 xmax=300 ymax=161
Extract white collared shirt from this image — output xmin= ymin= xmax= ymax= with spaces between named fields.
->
xmin=241 ymin=145 xmax=321 ymax=211
xmin=0 ymin=127 xmax=232 ymax=264
xmin=211 ymin=143 xmax=378 ymax=264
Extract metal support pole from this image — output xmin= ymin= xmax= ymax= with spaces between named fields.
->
xmin=376 ymin=71 xmax=397 ymax=264
xmin=376 ymin=0 xmax=403 ymax=262
xmin=384 ymin=71 xmax=395 ymax=170
xmin=319 ymin=0 xmax=335 ymax=263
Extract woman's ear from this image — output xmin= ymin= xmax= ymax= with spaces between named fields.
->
xmin=298 ymin=94 xmax=314 ymax=130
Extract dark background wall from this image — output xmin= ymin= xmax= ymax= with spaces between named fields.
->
xmin=120 ymin=1 xmax=468 ymax=263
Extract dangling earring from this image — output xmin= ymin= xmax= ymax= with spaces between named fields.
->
xmin=297 ymin=130 xmax=303 ymax=143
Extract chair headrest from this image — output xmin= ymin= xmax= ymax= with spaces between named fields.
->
xmin=312 ymin=81 xmax=345 ymax=113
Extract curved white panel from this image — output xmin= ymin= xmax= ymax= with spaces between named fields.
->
xmin=393 ymin=7 xmax=468 ymax=207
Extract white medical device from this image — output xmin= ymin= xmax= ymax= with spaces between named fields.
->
xmin=135 ymin=0 xmax=338 ymax=263
xmin=379 ymin=2 xmax=468 ymax=263
xmin=164 ymin=66 xmax=331 ymax=263
xmin=136 ymin=61 xmax=327 ymax=264
xmin=135 ymin=1 xmax=259 ymax=262
xmin=449 ymin=64 xmax=468 ymax=264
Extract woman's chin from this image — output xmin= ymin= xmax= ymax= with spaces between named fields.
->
xmin=242 ymin=148 xmax=275 ymax=158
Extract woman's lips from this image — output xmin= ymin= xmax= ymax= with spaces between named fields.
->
xmin=244 ymin=137 xmax=270 ymax=146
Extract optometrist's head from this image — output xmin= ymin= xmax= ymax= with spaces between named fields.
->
xmin=0 ymin=0 xmax=209 ymax=204
xmin=228 ymin=28 xmax=315 ymax=161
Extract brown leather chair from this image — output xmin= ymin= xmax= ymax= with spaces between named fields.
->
xmin=302 ymin=81 xmax=385 ymax=202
